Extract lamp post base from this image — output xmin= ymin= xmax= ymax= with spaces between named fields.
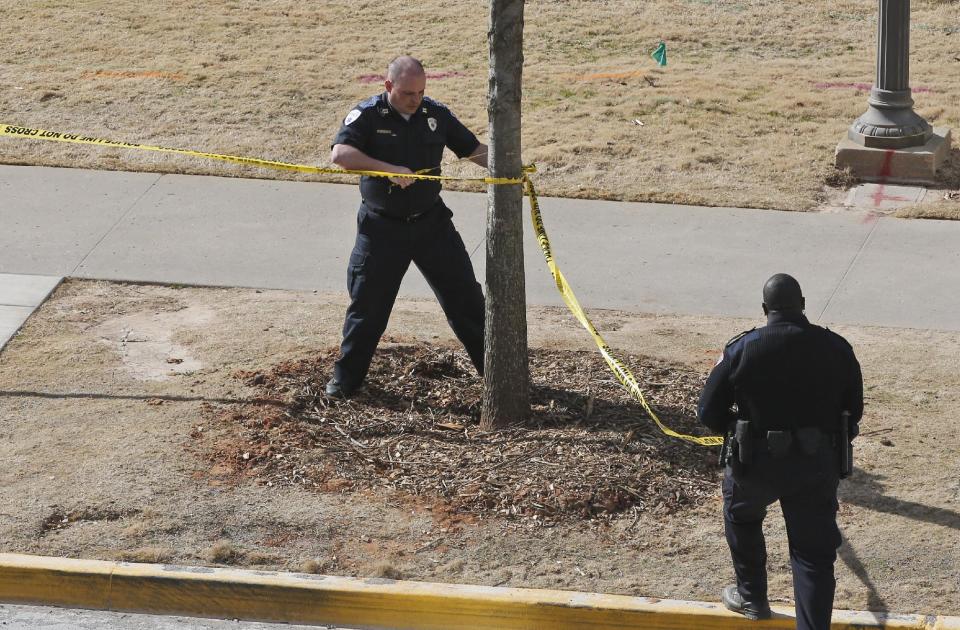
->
xmin=835 ymin=126 xmax=952 ymax=184
xmin=848 ymin=90 xmax=933 ymax=149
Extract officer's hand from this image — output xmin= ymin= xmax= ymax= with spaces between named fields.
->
xmin=388 ymin=166 xmax=416 ymax=189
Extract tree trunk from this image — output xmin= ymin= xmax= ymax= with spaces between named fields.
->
xmin=481 ymin=0 xmax=529 ymax=430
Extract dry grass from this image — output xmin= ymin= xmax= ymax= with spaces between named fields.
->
xmin=204 ymin=539 xmax=241 ymax=564
xmin=895 ymin=196 xmax=960 ymax=219
xmin=299 ymin=558 xmax=324 ymax=574
xmin=896 ymin=148 xmax=960 ymax=218
xmin=115 ymin=547 xmax=174 ymax=564
xmin=373 ymin=562 xmax=404 ymax=580
xmin=245 ymin=551 xmax=282 ymax=565
xmin=1 ymin=0 xmax=958 ymax=210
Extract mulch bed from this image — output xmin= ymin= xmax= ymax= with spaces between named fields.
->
xmin=216 ymin=343 xmax=721 ymax=524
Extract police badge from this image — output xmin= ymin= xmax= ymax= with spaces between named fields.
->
xmin=427 ymin=117 xmax=438 ymax=132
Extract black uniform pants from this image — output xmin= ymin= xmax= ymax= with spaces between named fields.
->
xmin=333 ymin=201 xmax=485 ymax=389
xmin=722 ymin=446 xmax=841 ymax=630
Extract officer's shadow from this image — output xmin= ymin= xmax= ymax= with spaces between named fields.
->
xmin=836 ymin=468 xmax=960 ymax=615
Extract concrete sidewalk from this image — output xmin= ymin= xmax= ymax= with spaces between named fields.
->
xmin=1 ymin=164 xmax=958 ymax=349
xmin=0 ymin=603 xmax=345 ymax=630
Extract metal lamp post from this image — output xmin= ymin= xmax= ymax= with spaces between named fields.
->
xmin=837 ymin=0 xmax=950 ymax=182
xmin=848 ymin=0 xmax=931 ymax=148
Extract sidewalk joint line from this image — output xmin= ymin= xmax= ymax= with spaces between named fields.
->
xmin=69 ymin=173 xmax=165 ymax=277
xmin=470 ymin=238 xmax=485 ymax=259
xmin=817 ymin=217 xmax=881 ymax=323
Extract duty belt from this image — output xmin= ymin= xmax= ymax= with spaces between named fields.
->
xmin=365 ymin=206 xmax=432 ymax=223
xmin=725 ymin=420 xmax=832 ymax=468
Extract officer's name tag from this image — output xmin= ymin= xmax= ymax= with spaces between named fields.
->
xmin=376 ymin=129 xmax=393 ymax=134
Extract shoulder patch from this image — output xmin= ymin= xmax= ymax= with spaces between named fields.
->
xmin=343 ymin=109 xmax=362 ymax=126
xmin=725 ymin=328 xmax=755 ymax=348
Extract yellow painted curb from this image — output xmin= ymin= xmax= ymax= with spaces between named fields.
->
xmin=0 ymin=553 xmax=957 ymax=629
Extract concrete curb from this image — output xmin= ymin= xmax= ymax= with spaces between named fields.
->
xmin=1 ymin=554 xmax=958 ymax=629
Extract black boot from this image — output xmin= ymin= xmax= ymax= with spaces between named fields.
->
xmin=325 ymin=378 xmax=353 ymax=399
xmin=722 ymin=584 xmax=772 ymax=620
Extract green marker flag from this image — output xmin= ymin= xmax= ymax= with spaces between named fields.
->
xmin=651 ymin=41 xmax=667 ymax=67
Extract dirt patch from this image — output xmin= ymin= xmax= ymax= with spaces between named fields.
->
xmin=2 ymin=1 xmax=958 ymax=212
xmin=216 ymin=345 xmax=716 ymax=523
xmin=92 ymin=306 xmax=215 ymax=380
xmin=39 ymin=506 xmax=140 ymax=537
xmin=0 ymin=279 xmax=958 ymax=615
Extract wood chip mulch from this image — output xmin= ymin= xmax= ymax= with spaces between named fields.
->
xmin=219 ymin=343 xmax=721 ymax=524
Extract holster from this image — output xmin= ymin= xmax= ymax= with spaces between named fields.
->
xmin=839 ymin=411 xmax=854 ymax=478
xmin=733 ymin=419 xmax=753 ymax=470
xmin=719 ymin=426 xmax=733 ymax=468
xmin=720 ymin=422 xmax=745 ymax=476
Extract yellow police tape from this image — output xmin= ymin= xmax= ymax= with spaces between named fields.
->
xmin=0 ymin=122 xmax=722 ymax=447
xmin=524 ymin=178 xmax=722 ymax=447
xmin=0 ymin=124 xmax=522 ymax=185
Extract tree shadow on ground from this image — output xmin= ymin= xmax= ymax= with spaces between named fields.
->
xmin=837 ymin=468 xmax=960 ymax=617
xmin=841 ymin=469 xmax=960 ymax=531
xmin=838 ymin=535 xmax=888 ymax=615
xmin=346 ymin=345 xmax=711 ymax=437
xmin=231 ymin=343 xmax=720 ymax=521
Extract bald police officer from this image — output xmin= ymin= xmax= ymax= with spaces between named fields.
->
xmin=698 ymin=274 xmax=863 ymax=630
xmin=326 ymin=56 xmax=488 ymax=398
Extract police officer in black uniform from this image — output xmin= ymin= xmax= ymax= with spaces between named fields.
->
xmin=698 ymin=273 xmax=863 ymax=630
xmin=325 ymin=56 xmax=489 ymax=398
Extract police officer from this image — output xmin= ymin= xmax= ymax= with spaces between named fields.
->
xmin=698 ymin=273 xmax=863 ymax=630
xmin=325 ymin=56 xmax=489 ymax=398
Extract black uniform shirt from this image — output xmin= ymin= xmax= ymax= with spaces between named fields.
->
xmin=698 ymin=311 xmax=864 ymax=437
xmin=332 ymin=93 xmax=480 ymax=218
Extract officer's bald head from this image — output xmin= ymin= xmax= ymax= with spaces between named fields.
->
xmin=385 ymin=56 xmax=427 ymax=115
xmin=387 ymin=56 xmax=425 ymax=82
xmin=762 ymin=273 xmax=805 ymax=314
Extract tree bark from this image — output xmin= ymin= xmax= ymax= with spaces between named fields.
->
xmin=481 ymin=0 xmax=529 ymax=430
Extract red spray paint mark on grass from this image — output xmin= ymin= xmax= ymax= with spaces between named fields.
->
xmin=358 ymin=71 xmax=467 ymax=84
xmin=814 ymin=81 xmax=934 ymax=94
